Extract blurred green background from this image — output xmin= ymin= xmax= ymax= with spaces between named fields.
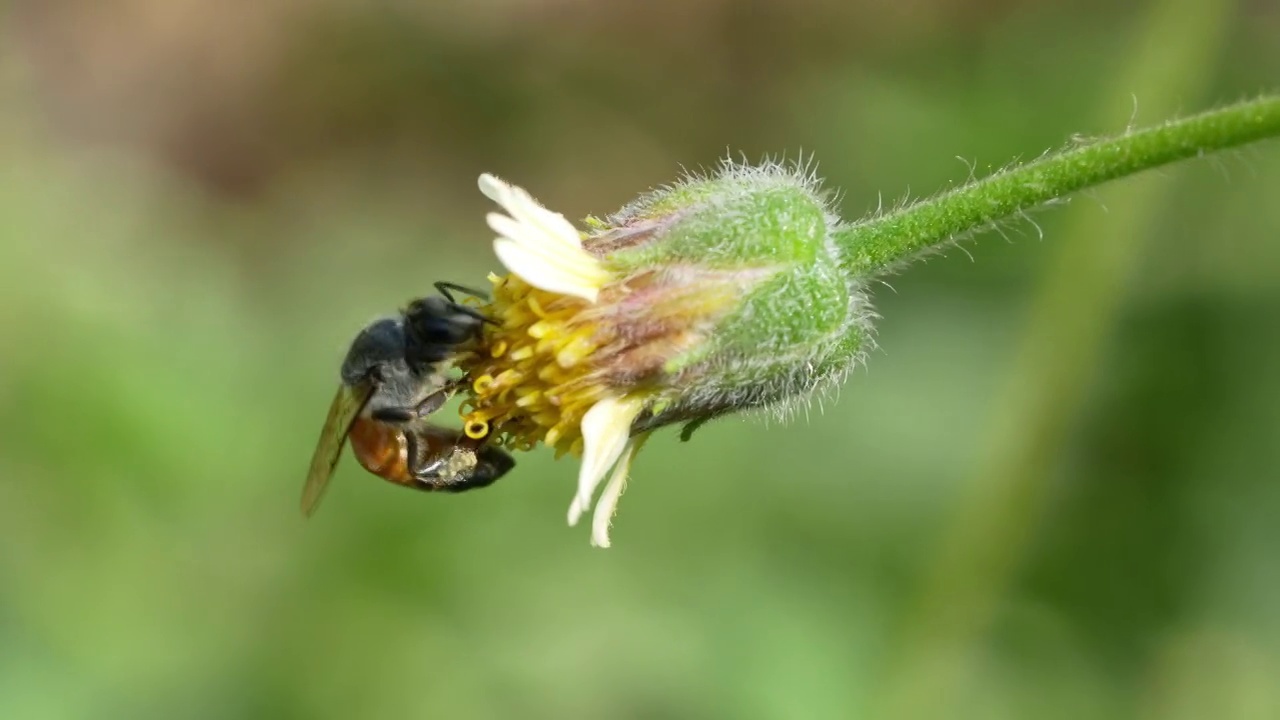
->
xmin=2 ymin=0 xmax=1278 ymax=718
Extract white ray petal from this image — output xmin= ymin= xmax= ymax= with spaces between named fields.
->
xmin=486 ymin=213 xmax=603 ymax=277
xmin=493 ymin=239 xmax=602 ymax=303
xmin=477 ymin=173 xmax=513 ymax=207
xmin=568 ymin=395 xmax=644 ymax=526
xmin=507 ymin=188 xmax=584 ymax=251
xmin=590 ymin=432 xmax=650 ymax=548
xmin=478 ymin=173 xmax=610 ymax=300
xmin=478 ymin=173 xmax=582 ymax=249
xmin=567 ymin=494 xmax=587 ymax=526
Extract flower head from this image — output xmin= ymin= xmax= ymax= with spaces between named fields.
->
xmin=459 ymin=163 xmax=874 ymax=547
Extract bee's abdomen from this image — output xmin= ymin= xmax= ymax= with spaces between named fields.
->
xmin=347 ymin=417 xmax=412 ymax=485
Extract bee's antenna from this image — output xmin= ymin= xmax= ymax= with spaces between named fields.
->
xmin=434 ymin=281 xmax=490 ymax=304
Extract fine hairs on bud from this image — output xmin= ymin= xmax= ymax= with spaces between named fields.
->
xmin=594 ymin=154 xmax=879 ymax=435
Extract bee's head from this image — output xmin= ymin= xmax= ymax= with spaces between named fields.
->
xmin=402 ymin=296 xmax=487 ymax=365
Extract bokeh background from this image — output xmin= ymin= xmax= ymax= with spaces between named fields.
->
xmin=2 ymin=0 xmax=1279 ymax=718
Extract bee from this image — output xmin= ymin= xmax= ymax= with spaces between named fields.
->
xmin=300 ymin=282 xmax=514 ymax=517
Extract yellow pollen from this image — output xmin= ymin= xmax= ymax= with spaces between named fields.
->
xmin=457 ymin=274 xmax=616 ymax=457
xmin=534 ymin=409 xmax=561 ymax=427
xmin=464 ymin=420 xmax=490 ymax=439
xmin=537 ymin=363 xmax=562 ymax=383
xmin=556 ymin=335 xmax=595 ymax=368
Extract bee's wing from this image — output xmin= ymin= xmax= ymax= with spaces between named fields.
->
xmin=301 ymin=382 xmax=374 ymax=517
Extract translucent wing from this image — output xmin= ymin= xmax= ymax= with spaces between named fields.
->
xmin=301 ymin=382 xmax=374 ymax=517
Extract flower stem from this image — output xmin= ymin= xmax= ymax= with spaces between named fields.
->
xmin=835 ymin=93 xmax=1280 ymax=278
xmin=871 ymin=0 xmax=1242 ymax=715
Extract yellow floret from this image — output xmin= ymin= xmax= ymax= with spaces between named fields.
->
xmin=458 ymin=274 xmax=613 ymax=457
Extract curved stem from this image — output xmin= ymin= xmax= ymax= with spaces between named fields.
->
xmin=834 ymin=93 xmax=1280 ymax=278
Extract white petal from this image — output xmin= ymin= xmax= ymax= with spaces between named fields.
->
xmin=566 ymin=493 xmax=590 ymax=527
xmin=493 ymin=239 xmax=602 ymax=303
xmin=477 ymin=173 xmax=610 ymax=300
xmin=508 ymin=188 xmax=584 ymax=251
xmin=568 ymin=395 xmax=644 ymax=526
xmin=478 ymin=173 xmax=582 ymax=249
xmin=486 ymin=213 xmax=603 ymax=277
xmin=477 ymin=173 xmax=507 ymax=204
xmin=590 ymin=432 xmax=650 ymax=548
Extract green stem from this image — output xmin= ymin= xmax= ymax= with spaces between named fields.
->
xmin=871 ymin=0 xmax=1244 ymax=715
xmin=834 ymin=93 xmax=1280 ymax=277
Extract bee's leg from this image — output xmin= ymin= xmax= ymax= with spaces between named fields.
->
xmin=434 ymin=281 xmax=490 ymax=303
xmin=409 ymin=382 xmax=460 ymax=418
xmin=404 ymin=431 xmax=447 ymax=488
xmin=370 ymin=382 xmax=464 ymax=424
xmin=370 ymin=405 xmax=416 ymax=423
xmin=446 ymin=445 xmax=516 ymax=492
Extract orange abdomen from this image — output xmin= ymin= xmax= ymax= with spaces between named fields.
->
xmin=347 ymin=416 xmax=412 ymax=485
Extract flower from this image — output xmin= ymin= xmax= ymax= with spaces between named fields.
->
xmin=459 ymin=163 xmax=875 ymax=547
